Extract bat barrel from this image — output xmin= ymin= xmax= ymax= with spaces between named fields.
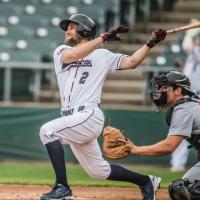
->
xmin=167 ymin=22 xmax=200 ymax=34
xmin=167 ymin=29 xmax=179 ymax=34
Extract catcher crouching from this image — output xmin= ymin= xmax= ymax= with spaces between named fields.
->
xmin=120 ymin=71 xmax=200 ymax=200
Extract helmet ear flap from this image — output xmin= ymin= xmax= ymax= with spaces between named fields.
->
xmin=76 ymin=23 xmax=96 ymax=39
xmin=76 ymin=24 xmax=90 ymax=39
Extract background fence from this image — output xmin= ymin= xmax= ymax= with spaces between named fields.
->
xmin=0 ymin=106 xmax=197 ymax=166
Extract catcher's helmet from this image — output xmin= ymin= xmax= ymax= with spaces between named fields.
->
xmin=150 ymin=70 xmax=195 ymax=107
xmin=59 ymin=14 xmax=96 ymax=39
xmin=151 ymin=70 xmax=194 ymax=95
xmin=165 ymin=71 xmax=194 ymax=94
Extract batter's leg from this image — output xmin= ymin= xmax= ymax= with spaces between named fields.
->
xmin=70 ymin=139 xmax=150 ymax=185
xmin=70 ymin=139 xmax=111 ymax=179
xmin=70 ymin=139 xmax=161 ymax=199
xmin=45 ymin=140 xmax=68 ymax=187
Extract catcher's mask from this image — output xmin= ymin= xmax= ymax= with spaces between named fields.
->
xmin=150 ymin=70 xmax=195 ymax=108
xmin=59 ymin=14 xmax=96 ymax=40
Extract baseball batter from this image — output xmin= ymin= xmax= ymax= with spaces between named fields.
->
xmin=128 ymin=71 xmax=200 ymax=200
xmin=39 ymin=14 xmax=166 ymax=200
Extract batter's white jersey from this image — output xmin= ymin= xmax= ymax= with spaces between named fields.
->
xmin=54 ymin=45 xmax=126 ymax=109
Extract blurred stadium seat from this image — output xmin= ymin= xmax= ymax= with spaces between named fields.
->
xmin=81 ymin=0 xmax=120 ymax=12
xmin=51 ymin=0 xmax=82 ymax=7
xmin=0 ymin=4 xmax=23 ymax=17
xmin=0 ymin=38 xmax=15 ymax=50
xmin=18 ymin=15 xmax=49 ymax=28
xmin=150 ymin=51 xmax=186 ymax=68
xmin=3 ymin=0 xmax=40 ymax=6
xmin=35 ymin=5 xmax=65 ymax=18
xmin=0 ymin=50 xmax=41 ymax=62
xmin=12 ymin=51 xmax=41 ymax=62
xmin=25 ymin=38 xmax=57 ymax=61
xmin=14 ymin=0 xmax=41 ymax=6
xmin=0 ymin=16 xmax=7 ymax=26
xmin=47 ymin=27 xmax=65 ymax=41
xmin=6 ymin=26 xmax=35 ymax=39
xmin=81 ymin=0 xmax=120 ymax=28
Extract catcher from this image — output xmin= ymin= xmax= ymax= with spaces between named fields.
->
xmin=106 ymin=71 xmax=200 ymax=200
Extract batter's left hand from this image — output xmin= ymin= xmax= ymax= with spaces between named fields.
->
xmin=101 ymin=25 xmax=129 ymax=43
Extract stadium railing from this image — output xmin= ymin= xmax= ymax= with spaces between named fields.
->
xmin=0 ymin=62 xmax=177 ymax=104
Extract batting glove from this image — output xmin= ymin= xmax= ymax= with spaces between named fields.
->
xmin=146 ymin=29 xmax=167 ymax=48
xmin=101 ymin=25 xmax=129 ymax=43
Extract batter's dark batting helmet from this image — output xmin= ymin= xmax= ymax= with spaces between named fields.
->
xmin=59 ymin=14 xmax=96 ymax=39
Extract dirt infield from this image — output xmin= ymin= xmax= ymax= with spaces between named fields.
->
xmin=0 ymin=185 xmax=170 ymax=200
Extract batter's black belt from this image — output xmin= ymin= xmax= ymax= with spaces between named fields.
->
xmin=61 ymin=106 xmax=85 ymax=116
xmin=61 ymin=104 xmax=100 ymax=116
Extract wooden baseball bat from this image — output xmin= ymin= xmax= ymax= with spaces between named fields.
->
xmin=167 ymin=22 xmax=200 ymax=34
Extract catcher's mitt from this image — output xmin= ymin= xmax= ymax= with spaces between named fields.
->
xmin=103 ymin=126 xmax=132 ymax=159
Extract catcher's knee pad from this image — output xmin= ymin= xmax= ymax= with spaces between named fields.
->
xmin=188 ymin=180 xmax=200 ymax=200
xmin=169 ymin=179 xmax=200 ymax=200
xmin=168 ymin=179 xmax=191 ymax=200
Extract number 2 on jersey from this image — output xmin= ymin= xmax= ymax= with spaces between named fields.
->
xmin=79 ymin=72 xmax=89 ymax=84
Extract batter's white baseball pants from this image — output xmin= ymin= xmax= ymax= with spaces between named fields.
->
xmin=39 ymin=106 xmax=111 ymax=179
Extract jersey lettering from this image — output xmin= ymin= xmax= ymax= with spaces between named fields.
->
xmin=62 ymin=60 xmax=92 ymax=70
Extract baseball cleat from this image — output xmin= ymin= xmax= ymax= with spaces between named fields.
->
xmin=40 ymin=183 xmax=73 ymax=200
xmin=140 ymin=175 xmax=161 ymax=200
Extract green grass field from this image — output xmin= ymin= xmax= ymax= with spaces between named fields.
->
xmin=0 ymin=162 xmax=185 ymax=188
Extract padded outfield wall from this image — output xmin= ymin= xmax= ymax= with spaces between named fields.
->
xmin=0 ymin=106 xmax=197 ymax=166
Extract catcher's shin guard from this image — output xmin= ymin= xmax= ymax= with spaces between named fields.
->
xmin=188 ymin=180 xmax=200 ymax=200
xmin=168 ymin=179 xmax=191 ymax=200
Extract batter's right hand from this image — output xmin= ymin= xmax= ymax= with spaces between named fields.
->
xmin=146 ymin=29 xmax=167 ymax=48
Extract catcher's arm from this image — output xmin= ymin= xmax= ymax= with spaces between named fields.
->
xmin=129 ymin=135 xmax=184 ymax=156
